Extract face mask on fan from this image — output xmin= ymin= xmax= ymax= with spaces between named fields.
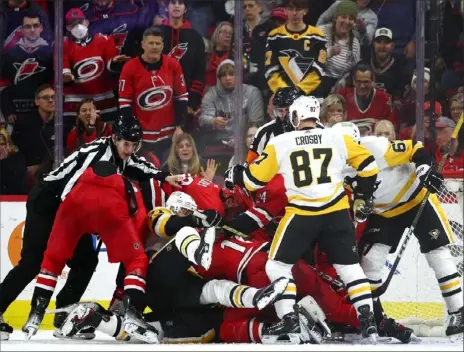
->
xmin=71 ymin=24 xmax=88 ymax=40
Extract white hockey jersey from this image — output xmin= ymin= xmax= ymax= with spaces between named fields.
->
xmin=344 ymin=136 xmax=428 ymax=218
xmin=243 ymin=127 xmax=378 ymax=216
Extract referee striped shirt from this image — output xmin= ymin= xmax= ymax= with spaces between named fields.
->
xmin=246 ymin=119 xmax=284 ymax=164
xmin=43 ymin=137 xmax=169 ymax=201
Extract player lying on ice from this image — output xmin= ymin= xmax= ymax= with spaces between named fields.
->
xmin=332 ymin=121 xmax=463 ymax=340
xmin=50 ymin=191 xmax=293 ymax=343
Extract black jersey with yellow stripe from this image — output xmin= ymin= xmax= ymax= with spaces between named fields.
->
xmin=264 ymin=25 xmax=327 ymax=95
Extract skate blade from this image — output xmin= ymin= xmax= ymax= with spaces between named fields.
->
xmin=262 ymin=333 xmax=300 ymax=345
xmin=449 ymin=332 xmax=463 ymax=343
xmin=53 ymin=328 xmax=96 ymax=340
xmin=23 ymin=327 xmax=36 ymax=341
xmin=0 ymin=332 xmax=10 ymax=341
xmin=257 ymin=278 xmax=289 ymax=310
xmin=124 ymin=323 xmax=159 ymax=344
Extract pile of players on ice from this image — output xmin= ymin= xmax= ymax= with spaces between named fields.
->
xmin=0 ymin=88 xmax=463 ymax=345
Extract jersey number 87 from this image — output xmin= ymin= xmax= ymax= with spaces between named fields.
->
xmin=290 ymin=148 xmax=333 ymax=188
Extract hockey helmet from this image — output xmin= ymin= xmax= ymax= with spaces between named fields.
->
xmin=289 ymin=95 xmax=321 ymax=129
xmin=113 ymin=115 xmax=143 ymax=143
xmin=166 ymin=191 xmax=198 ymax=214
xmin=273 ymin=87 xmax=303 ymax=132
xmin=332 ymin=121 xmax=361 ymax=143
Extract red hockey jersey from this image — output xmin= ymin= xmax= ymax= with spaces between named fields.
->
xmin=179 ymin=175 xmax=225 ymax=216
xmin=339 ymin=87 xmax=398 ymax=132
xmin=63 ymin=34 xmax=119 ymax=120
xmin=118 ymin=55 xmax=188 ymax=143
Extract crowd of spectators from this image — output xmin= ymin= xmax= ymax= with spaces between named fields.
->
xmin=0 ymin=0 xmax=463 ymax=195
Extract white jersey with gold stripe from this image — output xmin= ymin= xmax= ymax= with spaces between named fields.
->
xmin=344 ymin=136 xmax=427 ymax=218
xmin=243 ymin=128 xmax=378 ymax=216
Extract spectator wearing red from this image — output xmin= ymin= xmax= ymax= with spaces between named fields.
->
xmin=160 ymin=0 xmax=206 ymax=124
xmin=119 ymin=26 xmax=188 ymax=163
xmin=435 ymin=117 xmax=463 ymax=172
xmin=1 ymin=10 xmax=53 ymax=116
xmin=62 ymin=8 xmax=130 ymax=123
xmin=205 ymin=22 xmax=233 ymax=89
xmin=339 ymin=63 xmax=398 ymax=132
xmin=66 ymin=98 xmax=112 ymax=153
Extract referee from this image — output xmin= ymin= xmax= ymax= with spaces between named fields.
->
xmin=0 ymin=115 xmax=182 ymax=340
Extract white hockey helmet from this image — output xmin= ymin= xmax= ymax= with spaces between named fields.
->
xmin=332 ymin=121 xmax=361 ymax=143
xmin=289 ymin=96 xmax=321 ymax=129
xmin=166 ymin=191 xmax=198 ymax=214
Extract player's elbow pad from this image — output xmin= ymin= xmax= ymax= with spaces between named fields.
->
xmin=164 ymin=216 xmax=196 ymax=237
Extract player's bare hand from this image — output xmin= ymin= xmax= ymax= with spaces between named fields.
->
xmin=63 ymin=72 xmax=75 ymax=83
xmin=112 ymin=55 xmax=131 ymax=63
xmin=165 ymin=174 xmax=183 ymax=188
xmin=201 ymin=159 xmax=218 ymax=181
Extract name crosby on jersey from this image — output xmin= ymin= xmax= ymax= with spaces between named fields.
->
xmin=295 ymin=134 xmax=322 ymax=146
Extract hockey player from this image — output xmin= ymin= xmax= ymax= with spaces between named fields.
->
xmin=0 ymin=115 xmax=182 ymax=341
xmin=333 ymin=121 xmax=464 ymax=338
xmin=22 ymin=161 xmax=163 ymax=343
xmin=226 ymin=95 xmax=379 ymax=343
xmin=246 ymin=86 xmax=302 ymax=164
xmin=54 ymin=191 xmax=290 ymax=343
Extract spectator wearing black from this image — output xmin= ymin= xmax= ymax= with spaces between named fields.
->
xmin=3 ymin=0 xmax=52 ymax=52
xmin=10 ymin=84 xmax=68 ymax=183
xmin=363 ymin=28 xmax=414 ymax=103
xmin=0 ymin=128 xmax=28 ymax=195
xmin=160 ymin=0 xmax=206 ymax=126
xmin=1 ymin=10 xmax=53 ymax=116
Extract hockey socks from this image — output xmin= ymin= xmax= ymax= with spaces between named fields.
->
xmin=200 ymin=280 xmax=261 ymax=308
xmin=265 ymin=259 xmax=296 ymax=318
xmin=175 ymin=226 xmax=201 ymax=265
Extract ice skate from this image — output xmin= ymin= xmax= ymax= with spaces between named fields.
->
xmin=357 ymin=304 xmax=378 ymax=344
xmin=194 ymin=227 xmax=216 ymax=271
xmin=55 ymin=303 xmax=102 ymax=339
xmin=446 ymin=307 xmax=463 ymax=342
xmin=122 ymin=296 xmax=159 ymax=344
xmin=253 ymin=277 xmax=289 ymax=310
xmin=378 ymin=317 xmax=413 ymax=343
xmin=294 ymin=303 xmax=325 ymax=344
xmin=0 ymin=313 xmax=13 ymax=341
xmin=22 ymin=296 xmax=49 ymax=340
xmin=262 ymin=311 xmax=301 ymax=344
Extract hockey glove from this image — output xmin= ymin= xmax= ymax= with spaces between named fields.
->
xmin=193 ymin=209 xmax=224 ymax=228
xmin=224 ymin=164 xmax=246 ymax=190
xmin=416 ymin=164 xmax=444 ymax=194
xmin=353 ymin=197 xmax=373 ymax=223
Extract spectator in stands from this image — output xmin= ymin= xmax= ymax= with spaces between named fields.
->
xmin=339 ymin=64 xmax=397 ymax=131
xmin=84 ymin=0 xmax=157 ymax=56
xmin=160 ymin=0 xmax=206 ymax=127
xmin=63 ymin=8 xmax=129 ymax=124
xmin=11 ymin=84 xmax=66 ymax=183
xmin=364 ymin=28 xmax=414 ymax=102
xmin=66 ymin=98 xmax=112 ymax=153
xmin=318 ymin=1 xmax=361 ymax=89
xmin=228 ymin=122 xmax=260 ymax=167
xmin=3 ymin=0 xmax=52 ymax=52
xmin=205 ymin=22 xmax=233 ymax=89
xmin=317 ymin=0 xmax=378 ymax=48
xmin=199 ymin=59 xmax=264 ymax=172
xmin=449 ymin=93 xmax=463 ymax=124
xmin=265 ymin=0 xmax=328 ymax=96
xmin=435 ymin=117 xmax=463 ymax=171
xmin=0 ymin=128 xmax=28 ymax=195
xmin=1 ymin=10 xmax=53 ymax=116
xmin=153 ymin=0 xmax=169 ymax=25
xmin=320 ymin=93 xmax=347 ymax=127
xmin=164 ymin=133 xmax=217 ymax=181
xmin=374 ymin=119 xmax=396 ymax=141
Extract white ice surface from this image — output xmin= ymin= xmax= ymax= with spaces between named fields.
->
xmin=1 ymin=331 xmax=463 ymax=351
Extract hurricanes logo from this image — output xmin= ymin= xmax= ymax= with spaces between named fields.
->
xmin=74 ymin=56 xmax=105 ymax=83
xmin=137 ymin=86 xmax=173 ymax=111
xmin=13 ymin=58 xmax=46 ymax=84
xmin=168 ymin=42 xmax=188 ymax=61
xmin=278 ymin=49 xmax=315 ymax=86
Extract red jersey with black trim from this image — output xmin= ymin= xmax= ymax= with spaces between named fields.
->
xmin=118 ymin=55 xmax=188 ymax=143
xmin=178 ymin=175 xmax=225 ymax=216
xmin=63 ymin=34 xmax=119 ymax=119
xmin=339 ymin=87 xmax=398 ymax=131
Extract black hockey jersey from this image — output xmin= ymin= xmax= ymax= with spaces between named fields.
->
xmin=265 ymin=25 xmax=327 ymax=95
xmin=160 ymin=20 xmax=206 ymax=109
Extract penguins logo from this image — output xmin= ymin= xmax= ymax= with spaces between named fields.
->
xmin=278 ymin=49 xmax=315 ymax=86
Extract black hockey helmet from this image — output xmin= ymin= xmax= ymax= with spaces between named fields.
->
xmin=273 ymin=86 xmax=303 ymax=108
xmin=112 ymin=115 xmax=143 ymax=143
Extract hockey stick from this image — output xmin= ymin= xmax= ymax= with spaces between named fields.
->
xmin=193 ymin=210 xmax=250 ymax=238
xmin=372 ymin=114 xmax=464 ymax=297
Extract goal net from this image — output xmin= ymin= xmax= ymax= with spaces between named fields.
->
xmin=381 ymin=172 xmax=464 ymax=337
